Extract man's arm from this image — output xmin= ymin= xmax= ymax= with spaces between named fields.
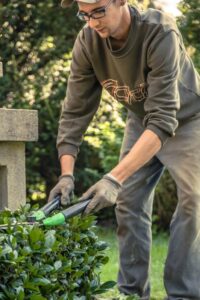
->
xmin=48 ymin=30 xmax=102 ymax=205
xmin=110 ymin=129 xmax=161 ymax=183
xmin=48 ymin=154 xmax=75 ymax=204
xmin=60 ymin=155 xmax=75 ymax=176
xmin=143 ymin=30 xmax=180 ymax=144
xmin=81 ymin=129 xmax=162 ymax=215
xmin=60 ymin=129 xmax=161 ymax=187
xmin=57 ymin=31 xmax=102 ymax=160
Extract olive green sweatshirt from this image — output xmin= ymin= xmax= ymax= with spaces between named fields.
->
xmin=57 ymin=6 xmax=200 ymax=159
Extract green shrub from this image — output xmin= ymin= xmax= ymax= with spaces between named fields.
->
xmin=0 ymin=205 xmax=115 ymax=299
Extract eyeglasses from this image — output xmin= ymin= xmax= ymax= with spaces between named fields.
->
xmin=77 ymin=0 xmax=113 ymax=21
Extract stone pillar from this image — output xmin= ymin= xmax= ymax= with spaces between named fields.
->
xmin=0 ymin=109 xmax=38 ymax=211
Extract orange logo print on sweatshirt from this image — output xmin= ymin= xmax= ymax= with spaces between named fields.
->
xmin=101 ymin=79 xmax=148 ymax=105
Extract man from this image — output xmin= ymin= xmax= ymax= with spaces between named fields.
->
xmin=49 ymin=0 xmax=200 ymax=298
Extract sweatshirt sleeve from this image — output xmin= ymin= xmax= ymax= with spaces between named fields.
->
xmin=143 ymin=30 xmax=180 ymax=145
xmin=57 ymin=31 xmax=102 ymax=159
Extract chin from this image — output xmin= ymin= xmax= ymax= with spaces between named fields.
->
xmin=96 ymin=31 xmax=110 ymax=39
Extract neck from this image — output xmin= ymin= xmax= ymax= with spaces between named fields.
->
xmin=112 ymin=5 xmax=131 ymax=41
xmin=109 ymin=5 xmax=131 ymax=50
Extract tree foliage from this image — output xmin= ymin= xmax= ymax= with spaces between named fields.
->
xmin=0 ymin=0 xmax=82 ymax=198
xmin=178 ymin=0 xmax=200 ymax=70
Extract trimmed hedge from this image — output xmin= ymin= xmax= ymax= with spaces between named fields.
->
xmin=0 ymin=205 xmax=115 ymax=299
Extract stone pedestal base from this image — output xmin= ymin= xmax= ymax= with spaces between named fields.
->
xmin=0 ymin=142 xmax=26 ymax=211
xmin=0 ymin=109 xmax=38 ymax=211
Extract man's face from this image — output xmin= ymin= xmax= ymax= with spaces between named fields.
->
xmin=77 ymin=0 xmax=123 ymax=39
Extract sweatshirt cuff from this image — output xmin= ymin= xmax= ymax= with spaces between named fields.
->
xmin=146 ymin=124 xmax=174 ymax=146
xmin=57 ymin=144 xmax=79 ymax=160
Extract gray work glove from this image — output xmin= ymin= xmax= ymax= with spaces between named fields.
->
xmin=80 ymin=174 xmax=122 ymax=215
xmin=48 ymin=174 xmax=74 ymax=206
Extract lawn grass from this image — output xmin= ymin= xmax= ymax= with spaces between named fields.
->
xmin=95 ymin=226 xmax=168 ymax=300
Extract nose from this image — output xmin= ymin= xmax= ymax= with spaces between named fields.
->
xmin=87 ymin=18 xmax=100 ymax=29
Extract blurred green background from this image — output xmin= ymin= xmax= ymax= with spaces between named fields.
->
xmin=0 ymin=0 xmax=199 ymax=231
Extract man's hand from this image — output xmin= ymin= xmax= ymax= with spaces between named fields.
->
xmin=80 ymin=174 xmax=122 ymax=215
xmin=48 ymin=174 xmax=74 ymax=206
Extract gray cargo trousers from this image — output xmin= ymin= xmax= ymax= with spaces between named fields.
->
xmin=116 ymin=111 xmax=200 ymax=300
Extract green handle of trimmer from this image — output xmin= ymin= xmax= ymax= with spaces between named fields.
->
xmin=43 ymin=199 xmax=91 ymax=227
xmin=27 ymin=195 xmax=61 ymax=222
xmin=43 ymin=212 xmax=66 ymax=226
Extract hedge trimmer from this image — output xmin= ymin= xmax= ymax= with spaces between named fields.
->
xmin=0 ymin=196 xmax=91 ymax=230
